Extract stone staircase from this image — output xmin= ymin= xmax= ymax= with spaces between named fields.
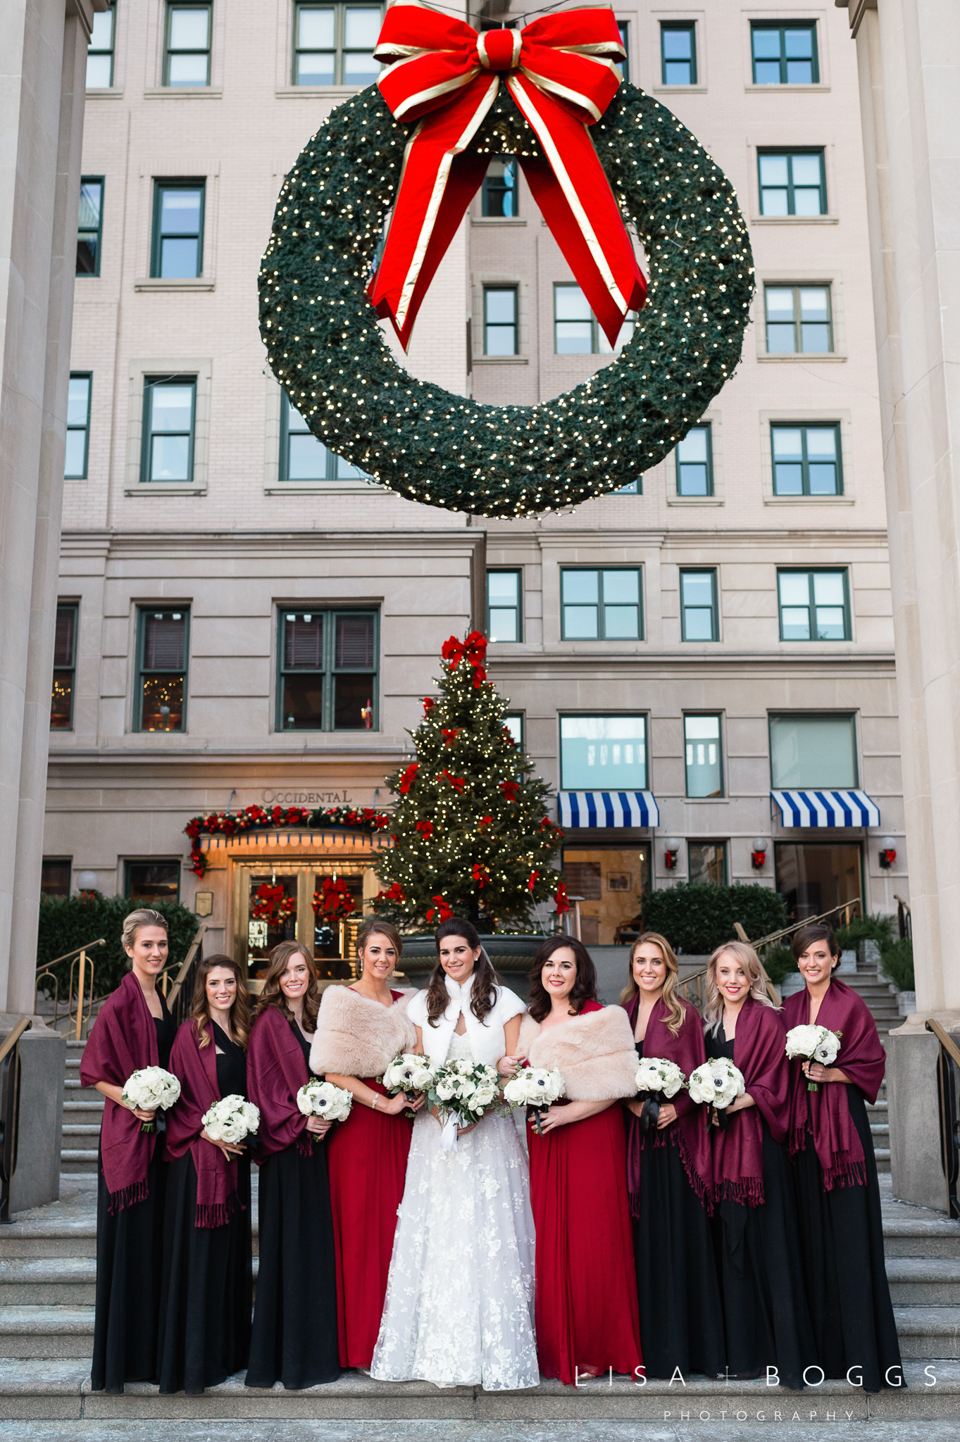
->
xmin=844 ymin=966 xmax=901 ymax=1175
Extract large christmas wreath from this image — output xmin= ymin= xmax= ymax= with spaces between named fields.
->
xmin=259 ymin=79 xmax=753 ymax=518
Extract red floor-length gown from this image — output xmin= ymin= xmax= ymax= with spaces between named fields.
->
xmin=326 ymin=1069 xmax=413 ymax=1368
xmin=527 ymin=1004 xmax=643 ymax=1385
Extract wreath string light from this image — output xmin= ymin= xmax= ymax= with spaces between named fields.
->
xmin=259 ymin=68 xmax=753 ymax=517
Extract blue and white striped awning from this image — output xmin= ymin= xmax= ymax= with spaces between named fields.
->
xmin=558 ymin=791 xmax=660 ymax=829
xmin=771 ymin=790 xmax=881 ymax=828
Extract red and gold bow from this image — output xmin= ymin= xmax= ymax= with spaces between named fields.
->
xmin=369 ymin=4 xmax=646 ymax=349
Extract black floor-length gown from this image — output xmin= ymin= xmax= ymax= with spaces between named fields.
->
xmin=91 ymin=998 xmax=177 ymax=1393
xmin=630 ymin=1040 xmax=725 ymax=1379
xmin=792 ymin=1083 xmax=903 ymax=1391
xmin=706 ymin=1027 xmax=816 ymax=1390
xmin=157 ymin=1025 xmax=253 ymax=1393
xmin=245 ymin=1026 xmax=339 ymax=1389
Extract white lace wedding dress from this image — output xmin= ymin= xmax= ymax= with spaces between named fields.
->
xmin=370 ymin=1029 xmax=538 ymax=1390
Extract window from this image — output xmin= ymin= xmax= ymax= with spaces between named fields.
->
xmin=483 ymin=286 xmax=518 ymax=355
xmin=769 ymin=713 xmax=857 ymax=789
xmin=280 ymin=394 xmax=367 ymax=480
xmin=560 ymin=715 xmax=647 ymax=790
xmin=751 ymin=22 xmax=818 ymax=84
xmin=554 ymin=284 xmax=635 ymax=354
xmin=685 ymin=715 xmax=723 ymax=797
xmin=676 ymin=424 xmax=713 ymax=496
xmin=771 ymin=423 xmax=841 ymax=496
xmin=65 ymin=375 xmax=92 ymax=479
xmin=778 ymin=570 xmax=849 ymax=641
xmin=617 ymin=22 xmax=629 ymax=81
xmin=135 ymin=609 xmax=189 ymax=732
xmin=487 ymin=570 xmax=522 ymax=643
xmin=482 ymin=158 xmax=518 ymax=217
xmin=125 ymin=861 xmax=181 ymax=904
xmin=689 ymin=841 xmax=727 ymax=885
xmin=758 ymin=151 xmax=826 ymax=216
xmin=86 ymin=3 xmax=115 ymax=86
xmin=562 ymin=845 xmax=649 ymax=944
xmin=151 ymin=182 xmax=204 ymax=278
xmin=561 ymin=568 xmax=642 ymax=640
xmin=278 ymin=609 xmax=377 ymax=730
xmin=776 ymin=842 xmax=861 ymax=923
xmin=141 ymin=377 xmax=196 ymax=482
xmin=765 ymin=285 xmax=832 ymax=354
xmin=293 ymin=4 xmax=381 ymax=86
xmin=680 ymin=570 xmax=718 ymax=641
xmin=77 ymin=178 xmax=104 ymax=276
xmin=661 ymin=22 xmax=696 ymax=84
xmin=41 ymin=860 xmax=72 ymax=898
xmin=503 ymin=713 xmax=524 ymax=749
xmin=51 ymin=604 xmax=78 ymax=730
xmin=164 ymin=3 xmax=211 ymax=86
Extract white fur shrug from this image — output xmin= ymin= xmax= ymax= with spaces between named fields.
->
xmin=517 ymin=1005 xmax=637 ymax=1101
xmin=309 ymin=984 xmax=416 ymax=1079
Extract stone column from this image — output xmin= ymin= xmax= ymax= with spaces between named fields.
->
xmin=839 ymin=0 xmax=960 ymax=1207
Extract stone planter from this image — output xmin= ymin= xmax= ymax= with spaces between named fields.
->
xmin=897 ymin=989 xmax=917 ymax=1016
xmin=396 ymin=934 xmax=548 ymax=998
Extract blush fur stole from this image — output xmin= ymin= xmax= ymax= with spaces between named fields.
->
xmin=518 ymin=1006 xmax=637 ymax=1101
xmin=309 ymin=985 xmax=415 ymax=1079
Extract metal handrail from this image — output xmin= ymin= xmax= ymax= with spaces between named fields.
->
xmin=37 ymin=938 xmax=106 ymax=971
xmin=0 ymin=1018 xmax=31 ymax=1224
xmin=34 ymin=939 xmax=106 ymax=1039
xmin=926 ymin=1019 xmax=960 ymax=1219
xmin=163 ymin=921 xmax=207 ymax=1012
xmin=677 ymin=959 xmax=781 ymax=1010
xmin=747 ymin=897 xmax=862 ymax=953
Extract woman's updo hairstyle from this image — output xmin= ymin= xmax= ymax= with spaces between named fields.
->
xmin=792 ymin=922 xmax=841 ymax=971
xmin=121 ymin=908 xmax=168 ymax=961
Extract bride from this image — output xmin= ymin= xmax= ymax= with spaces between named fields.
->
xmin=370 ymin=916 xmax=538 ymax=1391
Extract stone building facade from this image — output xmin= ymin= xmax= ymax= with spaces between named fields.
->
xmin=44 ymin=0 xmax=908 ymax=966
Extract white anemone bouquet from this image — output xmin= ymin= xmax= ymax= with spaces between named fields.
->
xmin=382 ymin=1052 xmax=436 ymax=1096
xmin=428 ymin=1059 xmax=502 ymax=1146
xmin=296 ymin=1078 xmax=353 ymax=1139
xmin=201 ymin=1094 xmax=260 ymax=1145
xmin=635 ymin=1056 xmax=686 ymax=1100
xmin=785 ymin=1024 xmax=842 ymax=1091
xmin=687 ymin=1057 xmax=746 ymax=1111
xmin=502 ymin=1065 xmax=565 ymax=1109
xmin=121 ymin=1067 xmax=181 ymax=1133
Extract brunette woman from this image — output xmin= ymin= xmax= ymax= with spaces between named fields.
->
xmin=784 ymin=923 xmax=903 ymax=1392
xmin=245 ymin=941 xmax=338 ymax=1390
xmin=703 ymin=942 xmax=815 ymax=1390
xmin=620 ymin=932 xmax=723 ymax=1379
xmin=310 ymin=919 xmax=423 ymax=1370
xmin=81 ymin=908 xmax=177 ymax=1393
xmin=519 ymin=935 xmax=642 ymax=1386
xmin=158 ymin=954 xmax=253 ymax=1393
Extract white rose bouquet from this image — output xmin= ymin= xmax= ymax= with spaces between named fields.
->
xmin=296 ymin=1078 xmax=353 ymax=1140
xmin=121 ymin=1066 xmax=181 ymax=1133
xmin=785 ymin=1024 xmax=842 ymax=1092
xmin=428 ymin=1059 xmax=502 ymax=1148
xmin=633 ymin=1056 xmax=687 ymax=1132
xmin=502 ymin=1065 xmax=565 ymax=1135
xmin=381 ymin=1052 xmax=436 ymax=1116
xmin=687 ymin=1057 xmax=746 ymax=1123
xmin=201 ymin=1094 xmax=260 ymax=1146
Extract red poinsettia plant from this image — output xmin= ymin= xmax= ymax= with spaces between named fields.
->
xmin=251 ymin=883 xmax=296 ymax=925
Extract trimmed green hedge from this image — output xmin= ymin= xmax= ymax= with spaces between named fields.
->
xmin=641 ymin=883 xmax=787 ymax=956
xmin=37 ymin=894 xmax=200 ymax=1000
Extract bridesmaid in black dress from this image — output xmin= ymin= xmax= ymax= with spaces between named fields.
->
xmin=158 ymin=953 xmax=254 ymax=1392
xmin=245 ymin=941 xmax=339 ymax=1389
xmin=80 ymin=908 xmax=177 ymax=1393
xmin=620 ymin=932 xmax=724 ymax=1379
xmin=702 ymin=942 xmax=816 ymax=1389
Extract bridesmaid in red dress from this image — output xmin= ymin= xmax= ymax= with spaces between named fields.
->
xmin=309 ymin=919 xmax=423 ymax=1370
xmin=518 ymin=935 xmax=643 ymax=1386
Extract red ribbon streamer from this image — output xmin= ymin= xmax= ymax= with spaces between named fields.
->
xmin=369 ymin=4 xmax=646 ymax=350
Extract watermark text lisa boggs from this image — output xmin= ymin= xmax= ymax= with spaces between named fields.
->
xmin=573 ymin=1363 xmax=927 ymax=1389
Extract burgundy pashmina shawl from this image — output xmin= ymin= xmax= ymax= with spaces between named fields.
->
xmin=783 ymin=977 xmax=886 ymax=1190
xmin=623 ymin=993 xmax=714 ymax=1215
xmin=246 ymin=1005 xmax=312 ymax=1159
xmin=165 ymin=1020 xmax=243 ymax=1228
xmin=79 ymin=971 xmax=159 ymax=1212
xmin=711 ymin=998 xmax=789 ymax=1208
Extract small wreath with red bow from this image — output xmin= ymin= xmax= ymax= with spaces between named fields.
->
xmin=312 ymin=875 xmax=357 ymax=922
xmin=251 ymin=883 xmax=296 ymax=925
xmin=259 ymin=6 xmax=753 ymax=519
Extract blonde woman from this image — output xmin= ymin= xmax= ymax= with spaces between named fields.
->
xmin=80 ymin=908 xmax=177 ymax=1393
xmin=703 ymin=942 xmax=814 ymax=1390
xmin=619 ymin=932 xmax=721 ymax=1379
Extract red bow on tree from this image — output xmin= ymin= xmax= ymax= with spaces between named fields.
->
xmin=416 ymin=819 xmax=434 ymax=838
xmin=554 ymin=881 xmax=571 ymax=916
xmin=370 ymin=6 xmax=645 ymax=349
xmin=500 ymin=780 xmax=519 ymax=801
xmin=399 ymin=763 xmax=419 ymax=794
xmin=427 ymin=895 xmax=453 ymax=923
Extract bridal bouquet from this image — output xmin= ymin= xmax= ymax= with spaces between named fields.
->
xmin=296 ymin=1078 xmax=353 ymax=1140
xmin=785 ymin=1024 xmax=842 ymax=1092
xmin=687 ymin=1057 xmax=746 ymax=1114
xmin=382 ymin=1052 xmax=436 ymax=1118
xmin=429 ymin=1059 xmax=501 ymax=1143
xmin=201 ymin=1094 xmax=260 ymax=1145
xmin=121 ymin=1067 xmax=181 ymax=1133
xmin=503 ymin=1065 xmax=565 ymax=1135
xmin=633 ymin=1056 xmax=686 ymax=1132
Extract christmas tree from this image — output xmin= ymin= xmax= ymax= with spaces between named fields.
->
xmin=376 ymin=631 xmax=569 ymax=931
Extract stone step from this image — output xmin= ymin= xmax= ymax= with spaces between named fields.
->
xmin=887 ymin=1259 xmax=960 ymax=1305
xmin=0 ymin=1257 xmax=262 ymax=1308
xmin=0 ymin=1307 xmax=93 ymax=1359
xmin=62 ymin=1101 xmax=103 ymax=1115
xmin=872 ymin=1124 xmax=890 ymax=1140
xmin=61 ymin=1127 xmax=100 ymax=1140
xmin=894 ymin=1306 xmax=960 ymax=1358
